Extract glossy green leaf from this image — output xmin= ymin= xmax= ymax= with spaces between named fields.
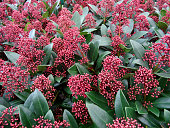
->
xmin=85 ymin=91 xmax=111 ymax=111
xmin=115 ymin=89 xmax=130 ymax=118
xmin=153 ymin=27 xmax=165 ymax=38
xmin=80 ymin=7 xmax=89 ymax=24
xmin=119 ymin=44 xmax=131 ymax=53
xmin=10 ymin=99 xmax=23 ymax=107
xmin=19 ymin=105 xmax=35 ymax=127
xmin=130 ymin=31 xmax=148 ymax=40
xmin=48 ymin=74 xmax=54 ymax=85
xmin=72 ymin=11 xmax=81 ymax=28
xmin=130 ymin=40 xmax=145 ymax=59
xmin=24 ymin=92 xmax=34 ymax=110
xmin=29 ymin=29 xmax=35 ymax=39
xmin=86 ymin=101 xmax=113 ymax=128
xmin=6 ymin=3 xmax=17 ymax=10
xmin=132 ymin=59 xmax=149 ymax=68
xmin=164 ymin=109 xmax=170 ymax=123
xmin=122 ymin=73 xmax=134 ymax=79
xmin=0 ymin=97 xmax=10 ymax=107
xmin=55 ymin=76 xmax=64 ymax=83
xmin=68 ymin=64 xmax=79 ymax=76
xmin=135 ymin=101 xmax=148 ymax=114
xmin=153 ymin=97 xmax=170 ymax=109
xmin=125 ymin=107 xmax=137 ymax=119
xmin=148 ymin=106 xmax=160 ymax=117
xmin=0 ymin=104 xmax=7 ymax=110
xmin=75 ymin=63 xmax=90 ymax=75
xmin=161 ymin=10 xmax=166 ymax=17
xmin=95 ymin=51 xmax=111 ymax=70
xmin=63 ymin=109 xmax=78 ymax=128
xmin=101 ymin=24 xmax=107 ymax=36
xmin=88 ymin=41 xmax=99 ymax=62
xmin=13 ymin=91 xmax=30 ymax=101
xmin=122 ymin=19 xmax=134 ymax=34
xmin=88 ymin=4 xmax=98 ymax=13
xmin=37 ymin=65 xmax=50 ymax=72
xmin=157 ymin=21 xmax=168 ymax=32
xmin=44 ymin=110 xmax=55 ymax=123
xmin=42 ymin=43 xmax=53 ymax=65
xmin=82 ymin=28 xmax=97 ymax=33
xmin=138 ymin=114 xmax=161 ymax=128
xmin=92 ymin=35 xmax=112 ymax=46
xmin=155 ymin=72 xmax=170 ymax=78
xmin=4 ymin=51 xmax=20 ymax=65
xmin=32 ymin=89 xmax=49 ymax=117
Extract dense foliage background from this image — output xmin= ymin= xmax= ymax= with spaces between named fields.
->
xmin=0 ymin=0 xmax=170 ymax=127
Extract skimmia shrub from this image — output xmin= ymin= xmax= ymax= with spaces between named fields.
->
xmin=0 ymin=0 xmax=170 ymax=128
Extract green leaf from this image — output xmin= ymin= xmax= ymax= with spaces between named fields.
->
xmin=24 ymin=92 xmax=34 ymax=110
xmin=119 ymin=44 xmax=131 ymax=53
xmin=164 ymin=109 xmax=170 ymax=123
xmin=42 ymin=11 xmax=49 ymax=18
xmin=10 ymin=99 xmax=23 ymax=107
xmin=153 ymin=27 xmax=165 ymax=38
xmin=86 ymin=101 xmax=113 ymax=128
xmin=48 ymin=74 xmax=54 ymax=85
xmin=153 ymin=97 xmax=170 ymax=109
xmin=4 ymin=51 xmax=20 ymax=65
xmin=13 ymin=91 xmax=30 ymax=101
xmin=44 ymin=110 xmax=55 ymax=123
xmin=88 ymin=41 xmax=99 ymax=62
xmin=82 ymin=28 xmax=97 ymax=33
xmin=155 ymin=72 xmax=170 ymax=78
xmin=63 ymin=109 xmax=78 ymax=128
xmin=85 ymin=91 xmax=111 ymax=111
xmin=125 ymin=107 xmax=137 ymax=119
xmin=64 ymin=86 xmax=72 ymax=95
xmin=132 ymin=59 xmax=149 ymax=68
xmin=130 ymin=31 xmax=148 ymax=40
xmin=50 ymin=1 xmax=59 ymax=14
xmin=19 ymin=105 xmax=35 ymax=128
xmin=0 ymin=97 xmax=10 ymax=107
xmin=75 ymin=63 xmax=90 ymax=75
xmin=32 ymin=89 xmax=49 ymax=117
xmin=157 ymin=21 xmax=168 ymax=32
xmin=161 ymin=10 xmax=166 ymax=17
xmin=88 ymin=4 xmax=98 ymax=13
xmin=72 ymin=11 xmax=81 ymax=28
xmin=135 ymin=101 xmax=148 ymax=114
xmin=122 ymin=19 xmax=134 ymax=34
xmin=37 ymin=65 xmax=50 ymax=72
xmin=138 ymin=114 xmax=161 ymax=128
xmin=92 ymin=35 xmax=112 ymax=46
xmin=6 ymin=3 xmax=17 ymax=10
xmin=122 ymin=73 xmax=134 ymax=79
xmin=130 ymin=40 xmax=145 ymax=59
xmin=115 ymin=89 xmax=130 ymax=118
xmin=80 ymin=7 xmax=89 ymax=24
xmin=42 ymin=43 xmax=53 ymax=65
xmin=68 ymin=64 xmax=79 ymax=76
xmin=55 ymin=76 xmax=64 ymax=83
xmin=24 ymin=22 xmax=31 ymax=31
xmin=0 ymin=105 xmax=7 ymax=112
xmin=148 ymin=106 xmax=160 ymax=117
xmin=101 ymin=24 xmax=107 ymax=36
xmin=95 ymin=51 xmax=111 ymax=70
xmin=29 ymin=29 xmax=35 ymax=39
xmin=147 ymin=17 xmax=156 ymax=27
